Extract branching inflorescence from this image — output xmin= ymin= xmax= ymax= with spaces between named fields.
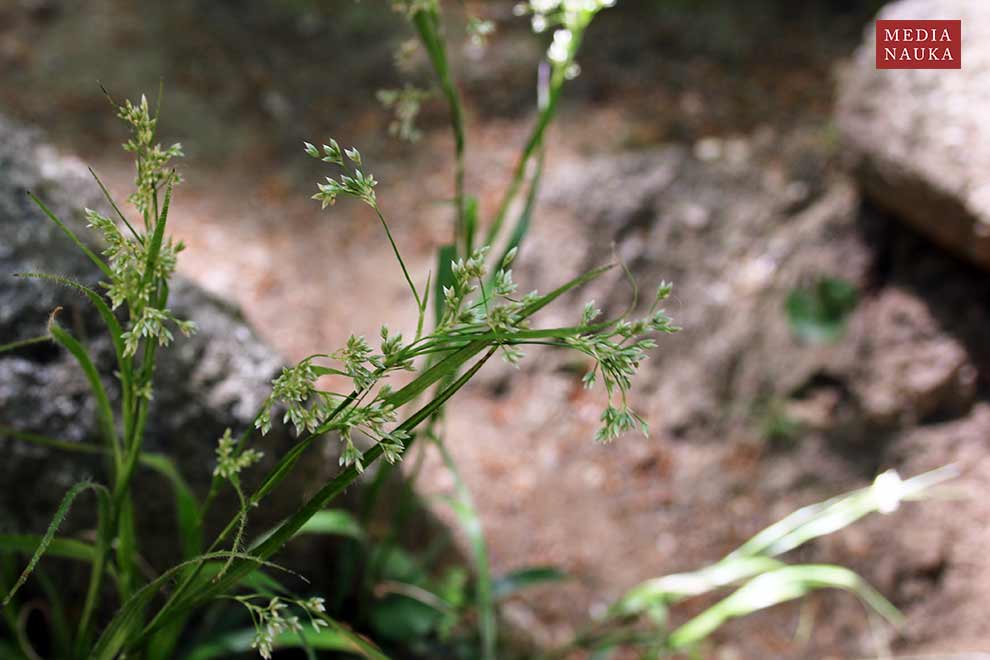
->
xmin=0 ymin=3 xmax=957 ymax=659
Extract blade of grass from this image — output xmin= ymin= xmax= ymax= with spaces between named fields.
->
xmin=434 ymin=244 xmax=457 ymax=325
xmin=667 ymin=565 xmax=902 ymax=650
xmin=27 ymin=191 xmax=112 ymax=280
xmin=140 ymin=453 xmax=202 ymax=559
xmin=17 ymin=272 xmax=133 ymax=451
xmin=140 ymin=174 xmax=173 ymax=290
xmin=493 ymin=566 xmax=569 ymax=600
xmin=2 ymin=481 xmax=109 ymax=608
xmin=35 ymin=569 xmax=73 ymax=659
xmin=88 ymin=167 xmax=142 ymax=243
xmin=729 ymin=465 xmax=959 ymax=561
xmin=411 ymin=6 xmax=467 ymax=253
xmin=0 ymin=535 xmax=99 ymax=564
xmin=16 ymin=273 xmax=126 ymax=367
xmin=48 ymin=319 xmax=120 ymax=465
xmin=610 ymin=556 xmax=785 ymax=617
xmin=490 ymin=150 xmax=543 ymax=287
xmin=435 ymin=439 xmax=495 ymax=660
xmin=0 ymin=335 xmax=50 ymax=354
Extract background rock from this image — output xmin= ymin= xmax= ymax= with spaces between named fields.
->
xmin=837 ymin=0 xmax=990 ymax=270
xmin=482 ymin=119 xmax=990 ymax=654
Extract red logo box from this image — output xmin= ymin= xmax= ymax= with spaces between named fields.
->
xmin=876 ymin=19 xmax=961 ymax=69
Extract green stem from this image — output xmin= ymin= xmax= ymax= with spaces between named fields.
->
xmin=412 ymin=7 xmax=468 ymax=254
xmin=484 ymin=26 xmax=587 ymax=250
xmin=374 ymin=205 xmax=421 ymax=310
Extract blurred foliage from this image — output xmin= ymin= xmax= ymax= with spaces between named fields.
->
xmin=786 ymin=277 xmax=859 ymax=344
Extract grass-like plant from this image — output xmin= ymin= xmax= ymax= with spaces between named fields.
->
xmin=1 ymin=3 xmax=671 ymax=658
xmin=0 ymin=1 xmax=957 ymax=658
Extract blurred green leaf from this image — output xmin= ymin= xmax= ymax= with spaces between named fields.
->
xmin=668 ymin=564 xmax=901 ymax=649
xmin=296 ymin=510 xmax=366 ymax=542
xmin=785 ymin=276 xmax=858 ymax=343
xmin=434 ymin=243 xmax=457 ymax=326
xmin=493 ymin=566 xmax=569 ymax=600
xmin=369 ymin=593 xmax=443 ymax=643
xmin=140 ymin=453 xmax=202 ymax=559
xmin=436 ymin=441 xmax=496 ymax=659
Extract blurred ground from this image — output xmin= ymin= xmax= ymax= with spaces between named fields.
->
xmin=4 ymin=0 xmax=989 ymax=657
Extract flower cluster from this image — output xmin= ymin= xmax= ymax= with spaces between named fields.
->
xmin=257 ymin=328 xmax=417 ymax=471
xmin=327 ymin=398 xmax=405 ymax=473
xmin=515 ymin=0 xmax=616 ymax=32
xmin=438 ymin=246 xmax=490 ymax=327
xmin=84 ymin=97 xmax=196 ymax=358
xmin=513 ymin=0 xmax=615 ymax=79
xmin=467 ymin=16 xmax=496 ymax=47
xmin=116 ymin=94 xmax=184 ymax=222
xmin=213 ymin=429 xmax=264 ymax=481
xmin=377 ymin=85 xmax=431 ymax=142
xmin=568 ymin=282 xmax=679 ymax=442
xmin=436 ymin=246 xmax=537 ymax=363
xmin=237 ymin=596 xmax=328 ymax=660
xmin=333 ymin=334 xmax=377 ymax=391
xmin=305 ymin=140 xmax=377 ymax=208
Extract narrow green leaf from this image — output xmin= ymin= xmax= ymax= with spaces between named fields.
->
xmin=519 ymin=263 xmax=614 ymax=319
xmin=18 ymin=272 xmax=132 ymax=447
xmin=49 ymin=319 xmax=120 ymax=460
xmin=491 ymin=151 xmax=543 ymax=285
xmin=464 ymin=196 xmax=478 ymax=256
xmin=0 ymin=426 xmax=104 ymax=456
xmin=412 ymin=6 xmax=467 ymax=252
xmin=2 ymin=481 xmax=109 ymax=607
xmin=294 ymin=510 xmax=365 ymax=542
xmin=0 ymin=335 xmax=50 ymax=354
xmin=16 ymin=272 xmax=126 ymax=370
xmin=436 ymin=440 xmax=495 ymax=660
xmin=27 ymin=191 xmax=112 ymax=279
xmin=728 ymin=465 xmax=958 ymax=561
xmin=0 ymin=535 xmax=98 ymax=563
xmin=76 ymin=483 xmax=113 ymax=650
xmin=384 ymin=340 xmax=486 ymax=409
xmin=141 ymin=174 xmax=173 ymax=290
xmin=434 ymin=243 xmax=457 ymax=325
xmin=667 ymin=565 xmax=902 ymax=649
xmin=140 ymin=453 xmax=202 ymax=559
xmin=612 ymin=557 xmax=784 ymax=617
xmin=484 ymin=65 xmax=565 ymax=248
xmin=247 ymin=509 xmax=366 ymax=552
xmin=88 ymin=166 xmax=142 ymax=243
xmin=493 ymin=566 xmax=569 ymax=600
xmin=35 ymin=569 xmax=73 ymax=659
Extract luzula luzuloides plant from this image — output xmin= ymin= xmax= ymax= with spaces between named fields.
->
xmin=0 ymin=2 xmax=955 ymax=659
xmin=0 ymin=4 xmax=675 ymax=659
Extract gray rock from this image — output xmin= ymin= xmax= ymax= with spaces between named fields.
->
xmin=836 ymin=0 xmax=990 ymax=270
xmin=0 ymin=116 xmax=344 ymax=567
